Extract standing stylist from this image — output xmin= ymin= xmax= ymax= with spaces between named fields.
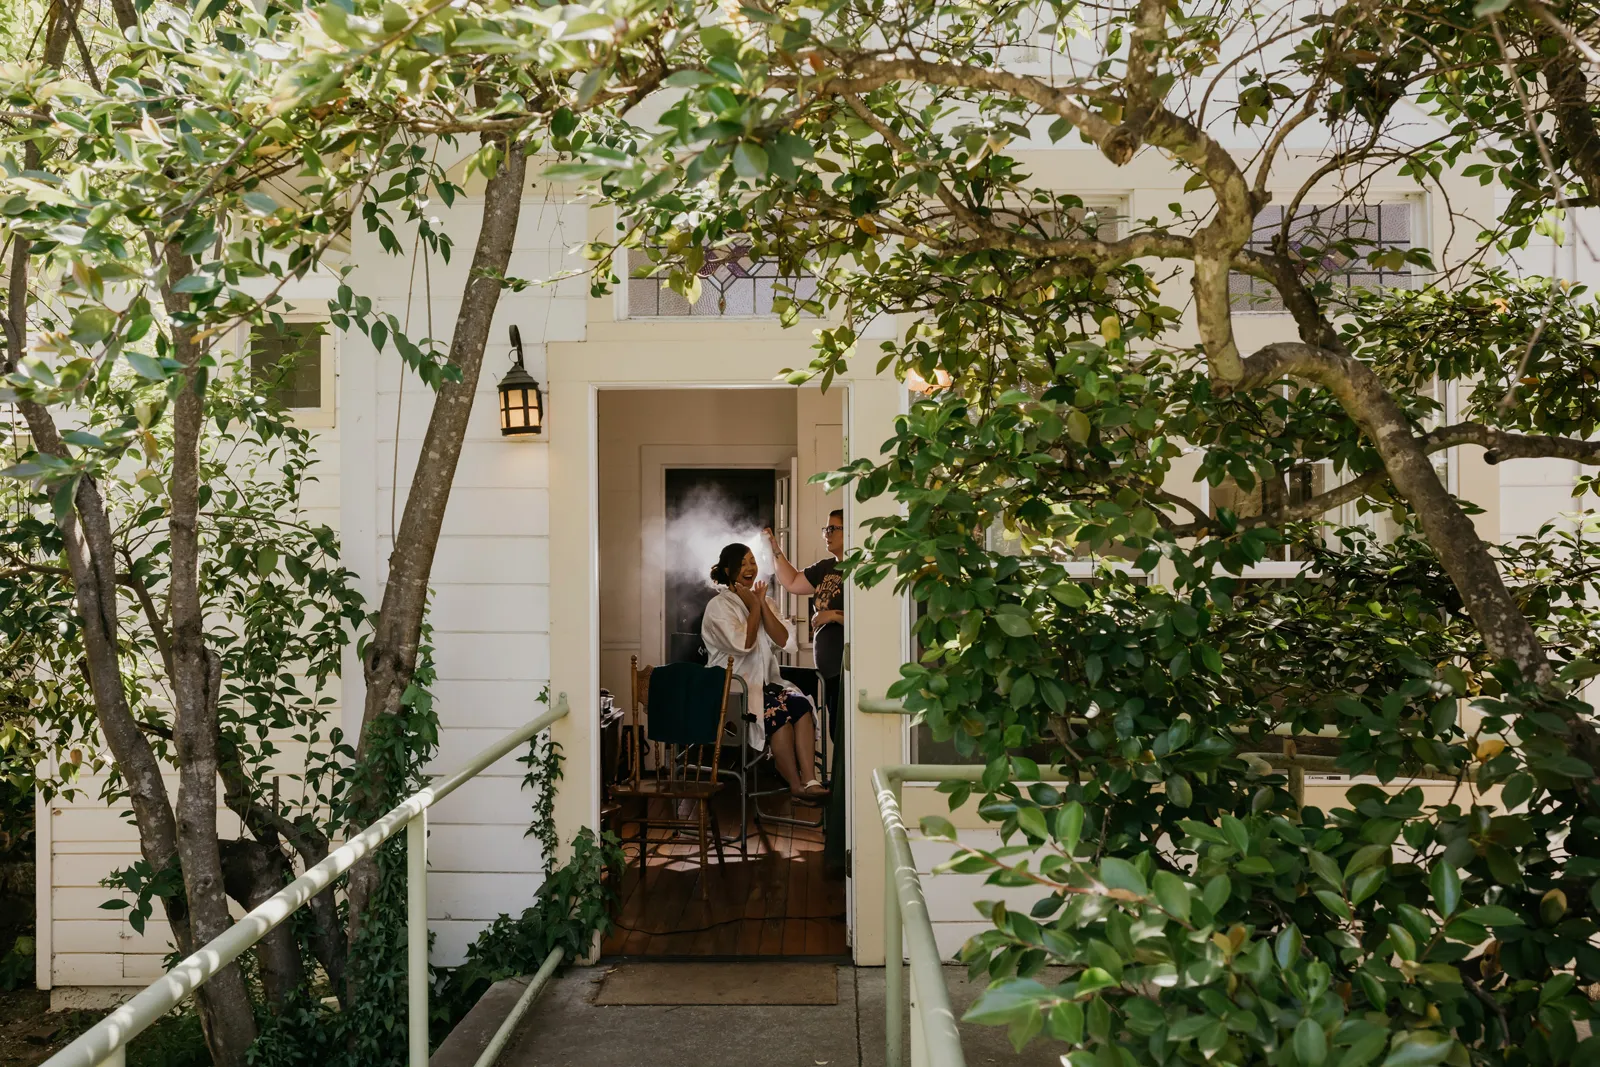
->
xmin=768 ymin=509 xmax=847 ymax=877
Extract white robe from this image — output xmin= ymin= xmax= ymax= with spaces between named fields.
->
xmin=700 ymin=587 xmax=801 ymax=750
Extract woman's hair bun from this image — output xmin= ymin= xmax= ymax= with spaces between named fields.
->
xmin=711 ymin=542 xmax=750 ymax=586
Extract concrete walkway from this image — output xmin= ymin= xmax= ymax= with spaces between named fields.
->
xmin=481 ymin=965 xmax=1060 ymax=1067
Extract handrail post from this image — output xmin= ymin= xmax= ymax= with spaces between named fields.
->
xmin=881 ymin=770 xmax=904 ymax=1067
xmin=408 ymin=811 xmax=429 ymax=1067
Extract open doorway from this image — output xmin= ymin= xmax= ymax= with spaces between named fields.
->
xmin=595 ymin=387 xmax=847 ymax=958
xmin=663 ymin=468 xmax=775 ymax=663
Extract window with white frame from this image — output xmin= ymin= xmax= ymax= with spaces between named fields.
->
xmin=625 ymin=246 xmax=819 ymax=318
xmin=247 ymin=318 xmax=335 ymax=427
xmin=1230 ymin=202 xmax=1419 ymax=313
xmin=1197 ymin=458 xmax=1336 ymax=579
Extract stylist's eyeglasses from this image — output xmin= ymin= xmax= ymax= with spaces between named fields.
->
xmin=822 ymin=525 xmax=843 ymax=534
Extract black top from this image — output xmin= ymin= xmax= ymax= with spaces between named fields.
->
xmin=803 ymin=557 xmax=845 ymax=678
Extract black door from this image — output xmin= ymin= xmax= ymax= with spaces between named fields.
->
xmin=664 ymin=469 xmax=775 ymax=663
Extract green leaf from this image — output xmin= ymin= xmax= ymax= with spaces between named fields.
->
xmin=1321 ymin=877 xmax=1364 ymax=918
xmin=1500 ymin=772 xmax=1534 ymax=809
xmin=1075 ymin=966 xmax=1118 ymax=995
xmin=1484 ymin=844 xmax=1522 ymax=886
xmin=1308 ymin=850 xmax=1343 ymax=889
xmin=732 ymin=142 xmax=770 ymax=180
xmin=170 ymin=273 xmax=217 ymax=294
xmin=1387 ymin=923 xmax=1417 ymax=961
xmin=1380 ymin=1031 xmax=1455 ymax=1067
xmin=1049 ymin=582 xmax=1088 ymax=608
xmin=125 ymin=351 xmax=166 ymax=380
xmin=1046 ymin=1000 xmax=1083 ymax=1043
xmin=1152 ymin=870 xmax=1190 ymax=923
xmin=1472 ymin=0 xmax=1512 ymax=13
xmin=1202 ymin=875 xmax=1230 ymax=915
xmin=1066 ymin=410 xmax=1090 ymax=445
xmin=1295 ymin=1018 xmax=1328 ymax=1067
xmin=70 ymin=307 xmax=118 ymax=346
xmin=1456 ymin=904 xmax=1524 ymax=926
xmin=1221 ymin=815 xmax=1250 ymax=855
xmin=1164 ymin=774 xmax=1193 ymax=808
xmin=1016 ymin=805 xmax=1049 ymax=841
xmin=962 ymin=979 xmax=1052 ymax=1025
xmin=994 ymin=612 xmax=1033 ymax=637
xmin=662 ymin=70 xmax=717 ymax=87
xmin=919 ymin=815 xmax=956 ymax=840
xmin=1350 ymin=866 xmax=1386 ymax=906
xmin=1275 ymin=924 xmax=1303 ymax=969
xmin=240 ymin=191 xmax=278 ymax=215
xmin=1056 ymin=802 xmax=1084 ymax=853
xmin=1098 ymin=857 xmax=1146 ymax=896
xmin=1429 ymin=862 xmax=1461 ymax=917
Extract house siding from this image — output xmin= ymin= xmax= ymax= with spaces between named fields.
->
xmin=348 ymin=189 xmax=587 ymax=966
xmin=38 ymin=177 xmax=1600 ymax=988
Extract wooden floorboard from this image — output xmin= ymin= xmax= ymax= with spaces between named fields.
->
xmin=602 ymin=786 xmax=844 ymax=957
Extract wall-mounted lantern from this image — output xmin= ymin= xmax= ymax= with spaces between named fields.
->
xmin=497 ymin=325 xmax=543 ymax=437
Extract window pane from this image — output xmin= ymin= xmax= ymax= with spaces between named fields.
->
xmin=250 ymin=322 xmax=323 ymax=409
xmin=1210 ymin=463 xmax=1328 ymax=561
xmin=1230 ymin=202 xmax=1416 ymax=312
xmin=625 ymin=243 xmax=814 ymax=318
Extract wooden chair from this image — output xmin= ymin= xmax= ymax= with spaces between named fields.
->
xmin=612 ymin=656 xmax=734 ymax=899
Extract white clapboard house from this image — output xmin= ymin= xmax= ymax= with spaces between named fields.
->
xmin=32 ymin=126 xmax=1600 ymax=1003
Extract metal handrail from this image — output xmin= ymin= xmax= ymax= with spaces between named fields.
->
xmin=874 ymin=763 xmax=1077 ymax=1067
xmin=45 ymin=694 xmax=573 ymax=1067
xmin=470 ymin=945 xmax=564 ymax=1067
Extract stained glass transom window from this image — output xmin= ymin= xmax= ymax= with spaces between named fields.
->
xmin=626 ymin=246 xmax=819 ymax=318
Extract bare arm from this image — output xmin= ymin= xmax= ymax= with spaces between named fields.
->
xmin=765 ymin=527 xmax=815 ymax=595
xmin=759 ymin=594 xmax=790 ymax=646
xmin=741 ymin=604 xmax=761 ymax=651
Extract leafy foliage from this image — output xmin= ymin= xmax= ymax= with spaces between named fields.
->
xmin=536 ymin=2 xmax=1600 ymax=1061
xmin=521 ymin=685 xmax=565 ymax=876
xmin=431 ymin=827 xmax=622 ymax=1044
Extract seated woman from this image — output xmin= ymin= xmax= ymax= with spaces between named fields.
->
xmin=701 ymin=543 xmax=830 ymax=804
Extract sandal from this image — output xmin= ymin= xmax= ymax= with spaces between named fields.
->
xmin=790 ymin=779 xmax=830 ymax=804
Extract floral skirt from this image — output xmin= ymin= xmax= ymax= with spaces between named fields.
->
xmin=762 ymin=683 xmax=812 ymax=737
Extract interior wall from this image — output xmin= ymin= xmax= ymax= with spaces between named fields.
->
xmin=794 ymin=387 xmax=847 ymax=604
xmin=598 ymin=388 xmax=812 ymax=701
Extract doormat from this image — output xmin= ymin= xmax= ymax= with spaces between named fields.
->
xmin=593 ymin=962 xmax=838 ymax=1005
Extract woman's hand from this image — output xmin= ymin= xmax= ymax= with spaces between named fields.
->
xmin=763 ymin=527 xmax=782 ymax=558
xmin=812 ymin=609 xmax=843 ymax=629
xmin=736 ymin=581 xmax=767 ymax=612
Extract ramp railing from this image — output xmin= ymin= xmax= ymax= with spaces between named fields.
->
xmin=43 ymin=695 xmax=572 ymax=1067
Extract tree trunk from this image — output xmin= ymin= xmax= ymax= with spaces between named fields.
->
xmin=220 ymin=839 xmax=303 ymax=1010
xmin=0 ymin=0 xmax=201 ymax=961
xmin=162 ymin=249 xmax=260 ymax=1066
xmin=345 ymin=137 xmax=528 ymax=938
xmin=1237 ymin=342 xmax=1550 ymax=682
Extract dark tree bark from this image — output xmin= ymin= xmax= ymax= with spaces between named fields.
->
xmin=161 ymin=248 xmax=259 ymax=1066
xmin=345 ymin=136 xmax=529 ymax=937
xmin=220 ymin=839 xmax=303 ymax=1010
xmin=1 ymin=0 xmax=197 ymax=957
